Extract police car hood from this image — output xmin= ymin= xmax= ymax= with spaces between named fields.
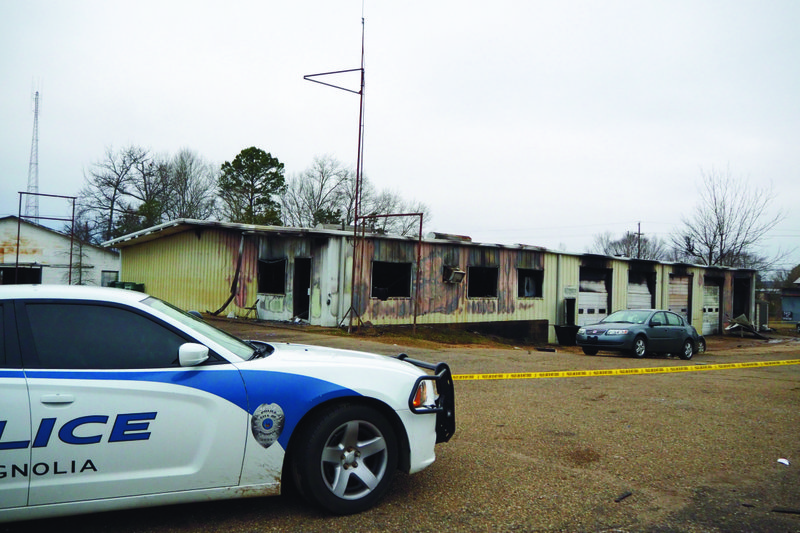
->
xmin=251 ymin=342 xmax=426 ymax=377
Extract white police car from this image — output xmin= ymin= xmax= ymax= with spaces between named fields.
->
xmin=0 ymin=285 xmax=455 ymax=522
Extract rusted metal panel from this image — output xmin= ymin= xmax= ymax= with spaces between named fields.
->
xmin=357 ymin=238 xmax=555 ymax=329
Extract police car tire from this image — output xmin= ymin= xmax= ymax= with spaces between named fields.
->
xmin=291 ymin=403 xmax=398 ymax=515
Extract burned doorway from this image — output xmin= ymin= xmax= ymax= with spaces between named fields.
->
xmin=732 ymin=274 xmax=752 ymax=320
xmin=293 ymin=258 xmax=311 ymax=320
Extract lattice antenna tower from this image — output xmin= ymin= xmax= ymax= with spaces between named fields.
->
xmin=25 ymin=89 xmax=41 ymax=220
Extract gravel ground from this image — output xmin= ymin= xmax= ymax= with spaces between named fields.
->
xmin=6 ymin=323 xmax=800 ymax=533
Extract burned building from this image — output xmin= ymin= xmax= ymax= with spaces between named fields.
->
xmin=104 ymin=219 xmax=755 ymax=343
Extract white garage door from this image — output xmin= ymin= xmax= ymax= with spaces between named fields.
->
xmin=578 ymin=280 xmax=608 ymax=326
xmin=702 ymin=284 xmax=720 ymax=335
xmin=628 ymin=279 xmax=652 ymax=309
xmin=668 ymin=275 xmax=690 ymax=320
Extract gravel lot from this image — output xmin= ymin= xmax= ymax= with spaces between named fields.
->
xmin=7 ymin=322 xmax=800 ymax=533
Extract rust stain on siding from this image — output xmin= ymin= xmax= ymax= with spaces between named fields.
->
xmin=0 ymin=238 xmax=43 ymax=260
xmin=356 ymin=238 xmax=545 ymax=325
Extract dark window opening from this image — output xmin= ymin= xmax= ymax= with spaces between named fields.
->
xmin=259 ymin=259 xmax=287 ymax=294
xmin=517 ymin=269 xmax=543 ymax=298
xmin=0 ymin=266 xmax=42 ymax=285
xmin=371 ymin=261 xmax=412 ymax=300
xmin=468 ymin=266 xmax=498 ymax=298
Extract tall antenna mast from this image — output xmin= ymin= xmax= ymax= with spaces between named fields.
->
xmin=25 ymin=90 xmax=40 ymax=220
xmin=304 ymin=16 xmax=367 ymax=332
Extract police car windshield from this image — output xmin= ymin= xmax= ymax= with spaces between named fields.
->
xmin=143 ymin=297 xmax=256 ymax=361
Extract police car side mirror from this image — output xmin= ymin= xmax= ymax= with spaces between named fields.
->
xmin=179 ymin=343 xmax=209 ymax=367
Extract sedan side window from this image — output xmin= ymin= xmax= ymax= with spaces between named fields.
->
xmin=651 ymin=312 xmax=667 ymax=326
xmin=665 ymin=312 xmax=683 ymax=326
xmin=25 ymin=303 xmax=189 ymax=369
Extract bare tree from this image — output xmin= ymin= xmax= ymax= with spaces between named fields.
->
xmin=281 ymin=155 xmax=351 ymax=227
xmin=80 ymin=145 xmax=142 ymax=241
xmin=590 ymin=230 xmax=668 ymax=260
xmin=280 ymin=155 xmax=431 ymax=236
xmin=670 ymin=168 xmax=785 ymax=268
xmin=163 ymin=149 xmax=218 ymax=220
xmin=363 ymin=189 xmax=431 ymax=236
xmin=125 ymin=147 xmax=169 ymax=229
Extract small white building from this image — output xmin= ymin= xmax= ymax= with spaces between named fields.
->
xmin=0 ymin=216 xmax=120 ymax=286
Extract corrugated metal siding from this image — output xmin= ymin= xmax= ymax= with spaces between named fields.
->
xmin=112 ymin=222 xmax=757 ymax=338
xmin=121 ymin=229 xmax=258 ymax=314
xmin=355 ymin=239 xmax=552 ymax=327
xmin=610 ymin=260 xmax=628 ymax=311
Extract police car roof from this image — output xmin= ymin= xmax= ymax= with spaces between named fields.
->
xmin=0 ymin=284 xmax=149 ymax=304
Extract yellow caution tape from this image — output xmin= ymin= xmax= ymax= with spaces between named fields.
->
xmin=453 ymin=359 xmax=800 ymax=381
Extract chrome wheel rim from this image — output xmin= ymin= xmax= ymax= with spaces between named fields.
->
xmin=683 ymin=340 xmax=693 ymax=358
xmin=320 ymin=419 xmax=388 ymax=500
xmin=634 ymin=339 xmax=646 ymax=357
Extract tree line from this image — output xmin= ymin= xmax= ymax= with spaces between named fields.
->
xmin=588 ymin=168 xmax=789 ymax=273
xmin=77 ymin=148 xmax=792 ymax=280
xmin=76 ymin=145 xmax=430 ymax=244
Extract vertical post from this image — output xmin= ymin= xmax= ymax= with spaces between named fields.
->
xmin=413 ymin=214 xmax=423 ymax=334
xmin=348 ymin=17 xmax=367 ymax=333
xmin=15 ymin=194 xmax=23 ymax=284
xmin=68 ymin=199 xmax=76 ymax=284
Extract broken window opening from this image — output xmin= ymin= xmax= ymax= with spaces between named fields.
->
xmin=517 ymin=268 xmax=543 ymax=298
xmin=258 ymin=258 xmax=287 ymax=294
xmin=371 ymin=261 xmax=412 ymax=300
xmin=468 ymin=266 xmax=498 ymax=298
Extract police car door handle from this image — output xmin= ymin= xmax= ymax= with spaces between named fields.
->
xmin=41 ymin=394 xmax=76 ymax=405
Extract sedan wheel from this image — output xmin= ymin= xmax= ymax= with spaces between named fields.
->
xmin=292 ymin=404 xmax=398 ymax=514
xmin=679 ymin=339 xmax=693 ymax=360
xmin=696 ymin=337 xmax=706 ymax=354
xmin=631 ymin=336 xmax=647 ymax=358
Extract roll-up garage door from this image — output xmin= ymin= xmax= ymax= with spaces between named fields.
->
xmin=578 ymin=279 xmax=608 ymax=326
xmin=668 ymin=275 xmax=691 ymax=320
xmin=627 ymin=275 xmax=652 ymax=309
xmin=702 ymin=284 xmax=720 ymax=335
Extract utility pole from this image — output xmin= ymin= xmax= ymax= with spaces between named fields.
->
xmin=635 ymin=221 xmax=643 ymax=259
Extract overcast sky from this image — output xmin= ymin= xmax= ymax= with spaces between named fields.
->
xmin=2 ymin=1 xmax=798 ymax=273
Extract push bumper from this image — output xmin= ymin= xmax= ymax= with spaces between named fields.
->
xmin=394 ymin=354 xmax=456 ymax=443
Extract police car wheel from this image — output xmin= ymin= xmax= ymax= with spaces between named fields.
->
xmin=292 ymin=403 xmax=398 ymax=514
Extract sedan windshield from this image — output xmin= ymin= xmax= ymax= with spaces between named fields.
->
xmin=143 ymin=297 xmax=257 ymax=361
xmin=602 ymin=310 xmax=652 ymax=324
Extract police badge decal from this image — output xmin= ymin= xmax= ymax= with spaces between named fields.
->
xmin=250 ymin=403 xmax=285 ymax=448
